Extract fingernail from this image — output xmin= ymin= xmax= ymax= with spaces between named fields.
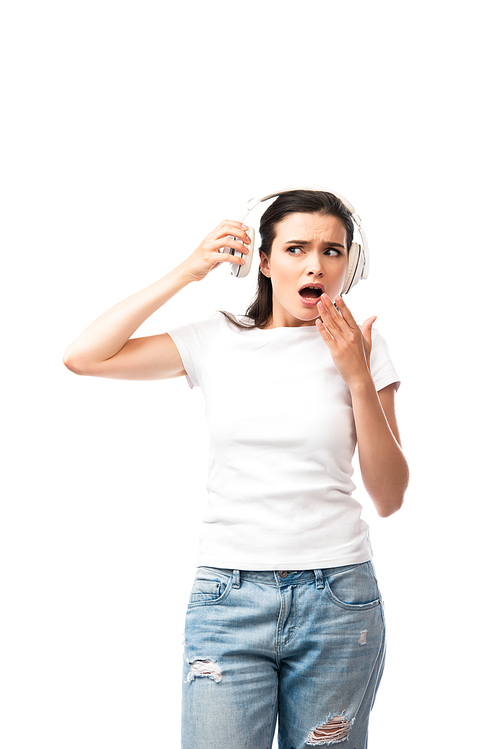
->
xmin=241 ymin=223 xmax=249 ymax=229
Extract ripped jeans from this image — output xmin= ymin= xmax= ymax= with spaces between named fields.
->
xmin=181 ymin=562 xmax=386 ymax=749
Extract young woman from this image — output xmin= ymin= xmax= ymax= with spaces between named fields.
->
xmin=64 ymin=189 xmax=409 ymax=748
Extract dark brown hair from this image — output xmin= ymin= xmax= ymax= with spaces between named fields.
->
xmin=221 ymin=189 xmax=354 ymax=330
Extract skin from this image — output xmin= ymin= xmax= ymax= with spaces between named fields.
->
xmin=63 ymin=214 xmax=408 ymax=515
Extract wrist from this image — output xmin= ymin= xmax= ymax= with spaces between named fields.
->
xmin=172 ymin=259 xmax=199 ymax=286
xmin=347 ymin=373 xmax=376 ymax=398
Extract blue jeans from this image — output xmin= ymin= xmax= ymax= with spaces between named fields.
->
xmin=181 ymin=562 xmax=386 ymax=748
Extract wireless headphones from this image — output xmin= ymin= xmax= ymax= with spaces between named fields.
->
xmin=223 ymin=185 xmax=369 ymax=295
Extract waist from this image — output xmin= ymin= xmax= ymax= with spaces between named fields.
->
xmin=197 ymin=563 xmax=374 ymax=588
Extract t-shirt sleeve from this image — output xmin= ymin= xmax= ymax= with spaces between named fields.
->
xmin=166 ymin=314 xmax=220 ymax=389
xmin=369 ymin=328 xmax=401 ymax=392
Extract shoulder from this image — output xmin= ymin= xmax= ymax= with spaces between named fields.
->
xmin=167 ymin=312 xmax=223 ymax=341
xmin=165 ymin=313 xmax=226 ymax=389
xmin=367 ymin=326 xmax=401 ymax=392
xmin=167 ymin=311 xmax=255 ymax=355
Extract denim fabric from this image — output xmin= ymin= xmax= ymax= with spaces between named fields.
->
xmin=181 ymin=562 xmax=386 ymax=748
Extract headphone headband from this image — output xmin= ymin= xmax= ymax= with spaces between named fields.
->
xmin=245 ymin=185 xmax=358 ymax=220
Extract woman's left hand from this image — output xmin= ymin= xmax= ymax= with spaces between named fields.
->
xmin=316 ymin=294 xmax=377 ymax=390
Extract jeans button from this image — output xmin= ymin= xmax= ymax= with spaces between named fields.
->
xmin=278 ymin=570 xmax=288 ymax=579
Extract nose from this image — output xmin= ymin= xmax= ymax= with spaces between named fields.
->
xmin=306 ymin=252 xmax=324 ymax=276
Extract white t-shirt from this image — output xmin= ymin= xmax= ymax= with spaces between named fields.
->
xmin=168 ymin=313 xmax=400 ymax=570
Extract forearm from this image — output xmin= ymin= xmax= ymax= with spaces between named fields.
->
xmin=350 ymin=379 xmax=409 ymax=517
xmin=64 ymin=262 xmax=193 ymax=367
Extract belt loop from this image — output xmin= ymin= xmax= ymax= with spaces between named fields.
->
xmin=232 ymin=569 xmax=240 ymax=589
xmin=314 ymin=569 xmax=324 ymax=589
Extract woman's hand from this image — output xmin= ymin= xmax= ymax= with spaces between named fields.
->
xmin=316 ymin=294 xmax=377 ymax=390
xmin=180 ymin=220 xmax=252 ymax=282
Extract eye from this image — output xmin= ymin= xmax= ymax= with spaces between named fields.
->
xmin=285 ymin=246 xmax=303 ymax=255
xmin=324 ymin=248 xmax=342 ymax=256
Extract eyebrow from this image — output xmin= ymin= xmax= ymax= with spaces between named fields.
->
xmin=283 ymin=239 xmax=346 ymax=249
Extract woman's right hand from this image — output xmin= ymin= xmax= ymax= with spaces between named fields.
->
xmin=181 ymin=220 xmax=252 ymax=282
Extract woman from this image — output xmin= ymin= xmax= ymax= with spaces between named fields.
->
xmin=64 ymin=189 xmax=409 ymax=748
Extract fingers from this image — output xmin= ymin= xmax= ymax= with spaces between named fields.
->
xmin=206 ymin=236 xmax=250 ymax=255
xmin=361 ymin=315 xmax=377 ymax=351
xmin=187 ymin=220 xmax=252 ymax=281
xmin=205 ymin=221 xmax=252 ymax=260
xmin=216 ymin=219 xmax=249 ymax=232
xmin=214 ymin=250 xmax=247 ymax=267
xmin=318 ymin=294 xmax=368 ymax=332
xmin=316 ymin=316 xmax=334 ymax=343
xmin=362 ymin=316 xmax=377 ymax=336
xmin=316 ymin=294 xmax=377 ymax=386
xmin=317 ymin=294 xmax=343 ymax=334
xmin=211 ymin=220 xmax=252 ymax=245
xmin=317 ymin=294 xmax=376 ymax=343
xmin=331 ymin=295 xmax=358 ymax=328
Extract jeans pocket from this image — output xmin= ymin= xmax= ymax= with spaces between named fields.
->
xmin=187 ymin=567 xmax=233 ymax=608
xmin=324 ymin=561 xmax=382 ymax=611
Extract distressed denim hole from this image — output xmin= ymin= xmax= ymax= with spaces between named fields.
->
xmin=306 ymin=714 xmax=352 ymax=745
xmin=186 ymin=659 xmax=222 ymax=684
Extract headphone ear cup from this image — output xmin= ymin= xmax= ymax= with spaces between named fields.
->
xmin=227 ymin=226 xmax=255 ymax=278
xmin=341 ymin=242 xmax=363 ymax=295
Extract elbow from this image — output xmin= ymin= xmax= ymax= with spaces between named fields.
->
xmin=63 ymin=350 xmax=87 ymax=375
xmin=376 ymin=495 xmax=404 ymax=518
xmin=63 ymin=351 xmax=77 ymax=373
xmin=373 ymin=461 xmax=410 ymax=518
xmin=374 ymin=475 xmax=409 ymax=518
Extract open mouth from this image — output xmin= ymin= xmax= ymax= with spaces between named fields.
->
xmin=299 ymin=285 xmax=324 ymax=304
xmin=299 ymin=287 xmax=322 ymax=300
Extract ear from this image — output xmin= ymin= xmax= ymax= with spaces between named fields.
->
xmin=259 ymin=251 xmax=271 ymax=278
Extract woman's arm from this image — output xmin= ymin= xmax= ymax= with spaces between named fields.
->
xmin=349 ymin=380 xmax=409 ymax=516
xmin=63 ymin=220 xmax=251 ymax=380
xmin=316 ymin=293 xmax=409 ymax=517
xmin=63 ymin=264 xmax=192 ymax=380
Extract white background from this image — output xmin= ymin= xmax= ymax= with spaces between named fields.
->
xmin=2 ymin=1 xmax=499 ymax=747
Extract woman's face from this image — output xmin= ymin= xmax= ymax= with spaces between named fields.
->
xmin=260 ymin=212 xmax=348 ymax=328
